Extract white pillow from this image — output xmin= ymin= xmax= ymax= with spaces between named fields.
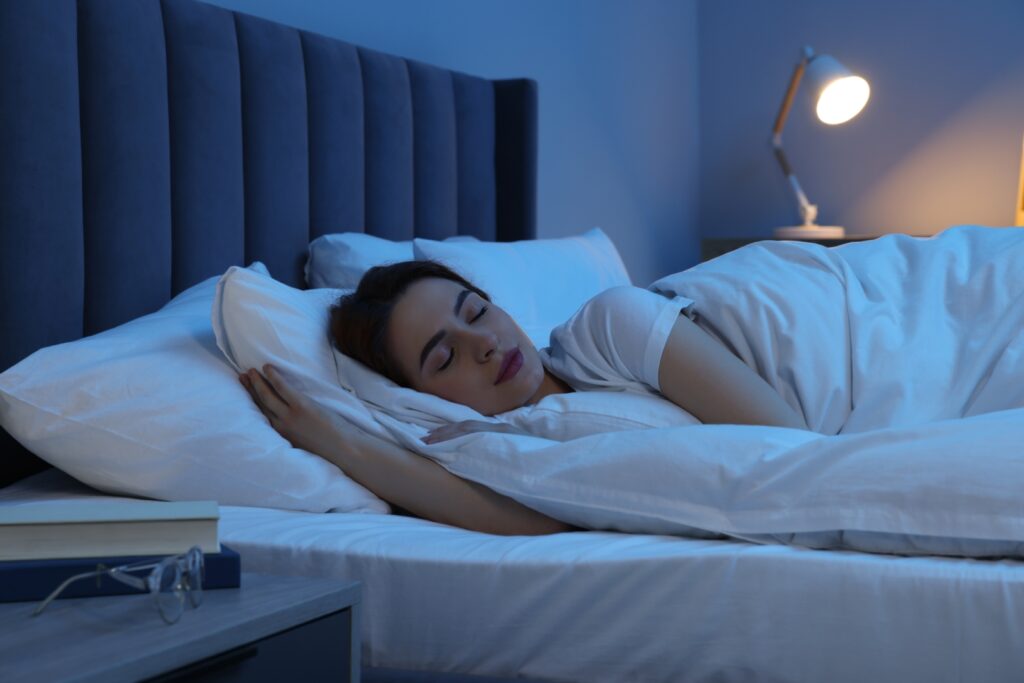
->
xmin=213 ymin=266 xmax=399 ymax=428
xmin=0 ymin=264 xmax=388 ymax=514
xmin=413 ymin=228 xmax=631 ymax=348
xmin=305 ymin=232 xmax=478 ymax=290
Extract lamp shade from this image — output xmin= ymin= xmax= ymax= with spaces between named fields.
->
xmin=804 ymin=54 xmax=870 ymax=125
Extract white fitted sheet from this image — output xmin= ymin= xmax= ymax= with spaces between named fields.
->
xmin=5 ymin=470 xmax=1024 ymax=683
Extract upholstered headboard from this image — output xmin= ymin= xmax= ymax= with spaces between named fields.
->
xmin=0 ymin=0 xmax=537 ymax=486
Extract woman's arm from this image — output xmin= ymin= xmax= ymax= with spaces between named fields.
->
xmin=242 ymin=366 xmax=574 ymax=535
xmin=657 ymin=315 xmax=808 ymax=430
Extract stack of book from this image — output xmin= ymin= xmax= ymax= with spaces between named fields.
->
xmin=0 ymin=498 xmax=240 ymax=602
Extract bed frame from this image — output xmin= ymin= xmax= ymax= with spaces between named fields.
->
xmin=0 ymin=0 xmax=536 ymax=490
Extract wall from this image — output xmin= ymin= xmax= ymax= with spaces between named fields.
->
xmin=199 ymin=1 xmax=1022 ymax=277
xmin=203 ymin=0 xmax=701 ymax=286
xmin=698 ymin=0 xmax=1024 ymax=239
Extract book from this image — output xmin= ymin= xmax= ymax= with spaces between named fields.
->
xmin=0 ymin=545 xmax=241 ymax=603
xmin=0 ymin=499 xmax=220 ymax=561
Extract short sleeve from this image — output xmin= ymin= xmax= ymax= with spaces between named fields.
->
xmin=540 ymin=286 xmax=693 ymax=393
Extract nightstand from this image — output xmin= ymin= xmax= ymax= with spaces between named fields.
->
xmin=0 ymin=572 xmax=361 ymax=683
xmin=701 ymin=235 xmax=877 ymax=261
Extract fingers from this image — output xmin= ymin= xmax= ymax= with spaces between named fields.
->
xmin=260 ymin=365 xmax=296 ymax=405
xmin=421 ymin=420 xmax=490 ymax=444
xmin=421 ymin=422 xmax=464 ymax=444
xmin=240 ymin=368 xmax=289 ymax=420
xmin=421 ymin=420 xmax=528 ymax=444
xmin=421 ymin=425 xmax=455 ymax=444
xmin=239 ymin=373 xmax=262 ymax=409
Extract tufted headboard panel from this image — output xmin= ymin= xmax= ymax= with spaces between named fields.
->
xmin=0 ymin=0 xmax=537 ymax=485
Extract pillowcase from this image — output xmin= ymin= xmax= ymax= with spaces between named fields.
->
xmin=0 ymin=264 xmax=388 ymax=514
xmin=305 ymin=232 xmax=478 ymax=290
xmin=413 ymin=228 xmax=631 ymax=348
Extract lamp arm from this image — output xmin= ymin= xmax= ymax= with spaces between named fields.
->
xmin=772 ymin=48 xmax=818 ymax=226
xmin=773 ymin=145 xmax=817 ymax=225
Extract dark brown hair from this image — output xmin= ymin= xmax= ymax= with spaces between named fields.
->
xmin=330 ymin=261 xmax=490 ymax=387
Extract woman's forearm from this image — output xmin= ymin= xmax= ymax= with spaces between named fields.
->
xmin=241 ymin=365 xmax=572 ymax=535
xmin=323 ymin=427 xmax=575 ymax=536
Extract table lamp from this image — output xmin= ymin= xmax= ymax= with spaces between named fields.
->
xmin=773 ymin=46 xmax=870 ymax=239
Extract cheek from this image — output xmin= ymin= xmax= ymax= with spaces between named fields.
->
xmin=526 ymin=353 xmax=546 ymax=384
xmin=422 ymin=371 xmax=479 ymax=404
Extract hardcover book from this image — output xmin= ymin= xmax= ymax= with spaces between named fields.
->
xmin=0 ymin=545 xmax=241 ymax=603
xmin=0 ymin=499 xmax=219 ymax=561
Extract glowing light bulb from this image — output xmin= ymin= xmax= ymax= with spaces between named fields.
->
xmin=816 ymin=76 xmax=870 ymax=125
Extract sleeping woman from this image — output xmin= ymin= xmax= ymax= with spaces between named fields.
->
xmin=239 ymin=260 xmax=808 ymax=535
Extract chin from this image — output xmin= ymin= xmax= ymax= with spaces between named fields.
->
xmin=517 ymin=359 xmax=545 ymax=402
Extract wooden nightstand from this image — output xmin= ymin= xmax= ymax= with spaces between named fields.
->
xmin=0 ymin=573 xmax=361 ymax=683
xmin=701 ymin=235 xmax=877 ymax=261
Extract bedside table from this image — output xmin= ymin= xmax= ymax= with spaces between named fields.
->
xmin=0 ymin=572 xmax=361 ymax=683
xmin=701 ymin=235 xmax=877 ymax=261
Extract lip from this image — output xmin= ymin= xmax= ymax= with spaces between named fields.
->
xmin=495 ymin=348 xmax=524 ymax=385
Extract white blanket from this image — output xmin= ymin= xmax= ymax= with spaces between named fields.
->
xmin=220 ymin=226 xmax=1024 ymax=556
xmin=397 ymin=226 xmax=1024 ymax=557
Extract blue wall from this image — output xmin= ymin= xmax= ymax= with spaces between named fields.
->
xmin=204 ymin=0 xmax=700 ymax=287
xmin=699 ymin=0 xmax=1024 ymax=239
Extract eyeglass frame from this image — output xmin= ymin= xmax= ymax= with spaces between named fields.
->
xmin=32 ymin=546 xmax=205 ymax=624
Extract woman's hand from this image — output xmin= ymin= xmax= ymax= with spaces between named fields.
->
xmin=239 ymin=365 xmax=348 ymax=457
xmin=422 ymin=420 xmax=529 ymax=444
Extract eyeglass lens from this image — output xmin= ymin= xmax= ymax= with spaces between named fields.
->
xmin=185 ymin=546 xmax=204 ymax=608
xmin=151 ymin=559 xmax=185 ymax=624
xmin=153 ymin=548 xmax=205 ymax=623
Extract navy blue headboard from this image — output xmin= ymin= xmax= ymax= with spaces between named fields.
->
xmin=0 ymin=0 xmax=537 ymax=486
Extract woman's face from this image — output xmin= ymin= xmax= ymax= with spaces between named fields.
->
xmin=387 ymin=277 xmax=546 ymax=415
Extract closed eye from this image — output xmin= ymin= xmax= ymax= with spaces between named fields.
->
xmin=437 ymin=305 xmax=487 ymax=372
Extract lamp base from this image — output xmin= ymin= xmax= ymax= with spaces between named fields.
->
xmin=774 ymin=224 xmax=846 ymax=239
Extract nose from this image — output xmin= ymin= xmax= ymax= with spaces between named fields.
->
xmin=465 ymin=327 xmax=497 ymax=363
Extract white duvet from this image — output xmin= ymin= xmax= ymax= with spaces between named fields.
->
xmin=218 ymin=226 xmax=1024 ymax=557
xmin=398 ymin=226 xmax=1024 ymax=557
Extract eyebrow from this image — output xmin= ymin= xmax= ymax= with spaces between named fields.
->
xmin=418 ymin=289 xmax=472 ymax=371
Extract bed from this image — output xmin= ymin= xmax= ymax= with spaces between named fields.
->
xmin=2 ymin=1 xmax=1024 ymax=682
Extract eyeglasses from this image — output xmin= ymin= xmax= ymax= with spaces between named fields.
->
xmin=33 ymin=546 xmax=204 ymax=624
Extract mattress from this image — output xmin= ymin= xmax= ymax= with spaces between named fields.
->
xmin=4 ymin=470 xmax=1024 ymax=683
